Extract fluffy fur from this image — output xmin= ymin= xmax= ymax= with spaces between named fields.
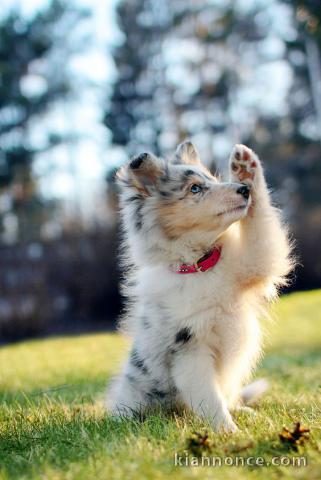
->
xmin=105 ymin=142 xmax=294 ymax=432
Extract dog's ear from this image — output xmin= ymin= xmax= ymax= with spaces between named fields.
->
xmin=117 ymin=152 xmax=164 ymax=195
xmin=174 ymin=141 xmax=201 ymax=166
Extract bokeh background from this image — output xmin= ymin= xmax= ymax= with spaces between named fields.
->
xmin=0 ymin=0 xmax=320 ymax=342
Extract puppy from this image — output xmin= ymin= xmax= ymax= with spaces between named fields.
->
xmin=106 ymin=142 xmax=293 ymax=432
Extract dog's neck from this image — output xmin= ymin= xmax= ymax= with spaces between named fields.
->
xmin=131 ymin=226 xmax=232 ymax=270
xmin=164 ymin=231 xmax=226 ymax=266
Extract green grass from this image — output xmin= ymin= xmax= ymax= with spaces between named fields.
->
xmin=0 ymin=290 xmax=320 ymax=480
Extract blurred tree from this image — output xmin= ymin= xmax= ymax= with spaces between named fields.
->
xmin=0 ymin=0 xmax=88 ymax=242
xmin=105 ymin=0 xmax=267 ymax=164
xmin=104 ymin=0 xmax=172 ymax=156
xmin=161 ymin=1 xmax=267 ymax=163
xmin=286 ymin=1 xmax=321 ymax=287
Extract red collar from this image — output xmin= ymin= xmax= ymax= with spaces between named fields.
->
xmin=173 ymin=246 xmax=222 ymax=274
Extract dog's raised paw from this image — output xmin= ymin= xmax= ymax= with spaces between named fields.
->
xmin=230 ymin=144 xmax=259 ymax=185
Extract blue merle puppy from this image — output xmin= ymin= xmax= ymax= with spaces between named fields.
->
xmin=105 ymin=141 xmax=293 ymax=432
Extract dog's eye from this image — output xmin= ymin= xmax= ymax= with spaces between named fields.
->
xmin=190 ymin=184 xmax=202 ymax=194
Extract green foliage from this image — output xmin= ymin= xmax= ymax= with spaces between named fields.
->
xmin=0 ymin=290 xmax=320 ymax=479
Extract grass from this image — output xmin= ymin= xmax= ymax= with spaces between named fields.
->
xmin=0 ymin=290 xmax=320 ymax=480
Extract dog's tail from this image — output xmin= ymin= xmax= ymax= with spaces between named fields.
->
xmin=240 ymin=378 xmax=269 ymax=405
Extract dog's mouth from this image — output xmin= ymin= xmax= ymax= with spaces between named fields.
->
xmin=217 ymin=204 xmax=247 ymax=217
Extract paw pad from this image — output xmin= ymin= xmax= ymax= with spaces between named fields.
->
xmin=243 ymin=150 xmax=250 ymax=161
xmin=230 ymin=144 xmax=258 ymax=183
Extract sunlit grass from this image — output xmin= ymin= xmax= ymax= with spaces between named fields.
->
xmin=0 ymin=290 xmax=320 ymax=479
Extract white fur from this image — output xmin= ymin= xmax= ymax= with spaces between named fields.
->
xmin=105 ymin=143 xmax=293 ymax=433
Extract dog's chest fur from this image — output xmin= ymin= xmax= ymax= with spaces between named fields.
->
xmin=131 ymin=257 xmax=256 ymax=367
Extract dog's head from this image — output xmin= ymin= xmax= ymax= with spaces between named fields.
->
xmin=117 ymin=141 xmax=251 ymax=262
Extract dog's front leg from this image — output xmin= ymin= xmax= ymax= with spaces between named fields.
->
xmin=229 ymin=144 xmax=292 ymax=287
xmin=171 ymin=344 xmax=238 ymax=432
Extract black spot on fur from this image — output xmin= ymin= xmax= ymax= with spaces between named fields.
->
xmin=146 ymin=388 xmax=167 ymax=401
xmin=125 ymin=194 xmax=143 ymax=204
xmin=184 ymin=169 xmax=195 ymax=177
xmin=130 ymin=348 xmax=148 ymax=374
xmin=130 ymin=153 xmax=148 ymax=169
xmin=175 ymin=327 xmax=193 ymax=344
xmin=134 ymin=202 xmax=143 ymax=230
xmin=159 ymin=190 xmax=171 ymax=197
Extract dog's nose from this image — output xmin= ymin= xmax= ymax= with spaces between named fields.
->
xmin=236 ymin=185 xmax=250 ymax=199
